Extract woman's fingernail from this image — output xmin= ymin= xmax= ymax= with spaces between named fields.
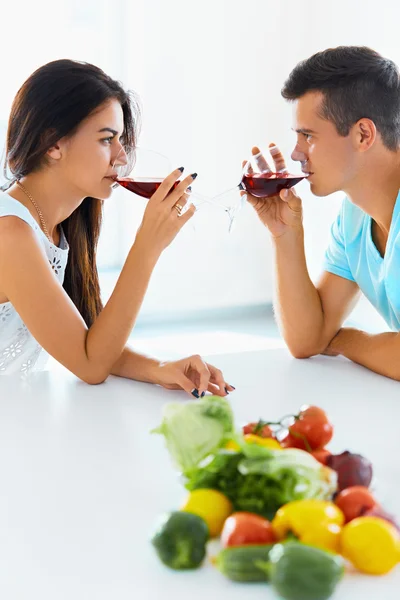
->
xmin=178 ymin=166 xmax=184 ymax=172
xmin=201 ymin=391 xmax=206 ymax=398
xmin=224 ymin=387 xmax=230 ymax=395
xmin=282 ymin=189 xmax=289 ymax=198
xmin=230 ymin=385 xmax=236 ymax=390
xmin=191 ymin=173 xmax=198 ymax=179
xmin=191 ymin=388 xmax=200 ymax=398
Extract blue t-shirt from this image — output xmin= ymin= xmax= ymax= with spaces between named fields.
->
xmin=323 ymin=192 xmax=400 ymax=331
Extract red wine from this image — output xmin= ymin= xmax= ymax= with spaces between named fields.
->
xmin=116 ymin=177 xmax=180 ymax=199
xmin=241 ymin=172 xmax=307 ymax=198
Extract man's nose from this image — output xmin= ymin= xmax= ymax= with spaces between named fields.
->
xmin=291 ymin=146 xmax=307 ymax=162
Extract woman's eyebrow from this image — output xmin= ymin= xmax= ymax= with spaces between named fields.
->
xmin=98 ymin=127 xmax=118 ymax=136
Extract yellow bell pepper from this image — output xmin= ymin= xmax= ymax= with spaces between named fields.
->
xmin=341 ymin=516 xmax=400 ymax=575
xmin=272 ymin=499 xmax=345 ymax=553
xmin=224 ymin=440 xmax=241 ymax=451
xmin=244 ymin=433 xmax=282 ymax=450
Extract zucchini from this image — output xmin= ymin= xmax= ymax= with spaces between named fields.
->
xmin=216 ymin=544 xmax=274 ymax=582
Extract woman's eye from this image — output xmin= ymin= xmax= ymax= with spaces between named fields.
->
xmin=101 ymin=137 xmax=114 ymax=145
xmin=303 ymin=133 xmax=312 ymax=141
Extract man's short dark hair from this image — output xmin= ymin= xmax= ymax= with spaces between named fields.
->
xmin=282 ymin=46 xmax=400 ymax=151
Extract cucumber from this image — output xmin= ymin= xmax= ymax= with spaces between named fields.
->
xmin=216 ymin=544 xmax=274 ymax=582
xmin=269 ymin=542 xmax=345 ymax=600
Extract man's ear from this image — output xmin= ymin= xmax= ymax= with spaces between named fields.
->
xmin=353 ymin=118 xmax=377 ymax=151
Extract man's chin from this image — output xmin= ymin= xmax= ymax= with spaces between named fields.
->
xmin=308 ymin=180 xmax=334 ymax=198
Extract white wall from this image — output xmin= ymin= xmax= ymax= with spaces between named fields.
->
xmin=116 ymin=0 xmax=400 ymax=327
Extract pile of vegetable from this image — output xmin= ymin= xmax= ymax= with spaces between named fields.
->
xmin=150 ymin=397 xmax=400 ymax=600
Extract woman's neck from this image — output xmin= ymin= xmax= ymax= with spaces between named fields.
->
xmin=7 ymin=170 xmax=85 ymax=239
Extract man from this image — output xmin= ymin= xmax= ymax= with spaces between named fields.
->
xmin=247 ymin=46 xmax=400 ymax=380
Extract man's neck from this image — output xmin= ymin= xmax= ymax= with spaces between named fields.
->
xmin=345 ymin=153 xmax=400 ymax=236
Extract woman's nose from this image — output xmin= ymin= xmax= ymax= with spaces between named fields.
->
xmin=113 ymin=147 xmax=128 ymax=167
xmin=291 ymin=146 xmax=307 ymax=163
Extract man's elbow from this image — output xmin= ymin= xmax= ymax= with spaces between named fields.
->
xmin=286 ymin=341 xmax=324 ymax=360
xmin=83 ymin=374 xmax=108 ymax=385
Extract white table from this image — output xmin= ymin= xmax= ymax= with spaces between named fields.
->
xmin=0 ymin=349 xmax=399 ymax=599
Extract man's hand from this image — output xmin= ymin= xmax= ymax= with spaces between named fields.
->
xmin=321 ymin=329 xmax=344 ymax=357
xmin=320 ymin=327 xmax=400 ymax=382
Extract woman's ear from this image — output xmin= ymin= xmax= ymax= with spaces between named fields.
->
xmin=42 ymin=129 xmax=63 ymax=161
xmin=46 ymin=142 xmax=62 ymax=160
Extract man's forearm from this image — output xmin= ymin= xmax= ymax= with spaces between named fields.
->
xmin=110 ymin=346 xmax=161 ymax=383
xmin=328 ymin=327 xmax=400 ymax=381
xmin=273 ymin=228 xmax=325 ymax=357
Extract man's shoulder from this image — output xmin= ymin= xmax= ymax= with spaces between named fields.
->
xmin=339 ymin=197 xmax=367 ymax=234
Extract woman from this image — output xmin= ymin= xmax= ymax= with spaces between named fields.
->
xmin=0 ymin=59 xmax=234 ymax=398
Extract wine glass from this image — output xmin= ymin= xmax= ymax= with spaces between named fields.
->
xmin=112 ymin=147 xmax=211 ymax=216
xmin=212 ymin=145 xmax=308 ymax=232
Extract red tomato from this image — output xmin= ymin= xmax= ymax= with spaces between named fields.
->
xmin=221 ymin=512 xmax=276 ymax=548
xmin=311 ymin=448 xmax=332 ymax=465
xmin=287 ymin=405 xmax=333 ymax=451
xmin=242 ymin=421 xmax=274 ymax=438
xmin=280 ymin=433 xmax=299 ymax=449
xmin=335 ymin=486 xmax=377 ymax=523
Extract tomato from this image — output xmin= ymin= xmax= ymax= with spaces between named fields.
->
xmin=286 ymin=405 xmax=333 ymax=451
xmin=280 ymin=433 xmax=300 ymax=449
xmin=242 ymin=421 xmax=274 ymax=438
xmin=311 ymin=448 xmax=332 ymax=465
xmin=334 ymin=486 xmax=377 ymax=523
xmin=221 ymin=512 xmax=276 ymax=548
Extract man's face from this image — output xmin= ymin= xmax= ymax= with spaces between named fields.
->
xmin=291 ymin=91 xmax=357 ymax=197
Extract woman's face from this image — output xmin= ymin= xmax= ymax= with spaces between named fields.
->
xmin=54 ymin=99 xmax=128 ymax=200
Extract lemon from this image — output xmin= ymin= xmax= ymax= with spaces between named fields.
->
xmin=341 ymin=517 xmax=400 ymax=575
xmin=181 ymin=489 xmax=233 ymax=537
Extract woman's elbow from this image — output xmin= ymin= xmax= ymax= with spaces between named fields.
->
xmin=76 ymin=367 xmax=109 ymax=385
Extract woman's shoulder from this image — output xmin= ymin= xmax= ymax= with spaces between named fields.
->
xmin=0 ymin=191 xmax=42 ymax=235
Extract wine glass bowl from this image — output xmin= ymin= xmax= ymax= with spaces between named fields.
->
xmin=212 ymin=145 xmax=308 ymax=232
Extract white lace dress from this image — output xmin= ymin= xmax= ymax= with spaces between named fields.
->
xmin=0 ymin=192 xmax=69 ymax=375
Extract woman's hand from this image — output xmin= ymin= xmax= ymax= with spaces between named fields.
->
xmin=134 ymin=168 xmax=197 ymax=256
xmin=243 ymin=144 xmax=303 ymax=239
xmin=155 ymin=354 xmax=236 ymax=398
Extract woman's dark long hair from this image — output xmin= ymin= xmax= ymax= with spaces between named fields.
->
xmin=2 ymin=59 xmax=140 ymax=326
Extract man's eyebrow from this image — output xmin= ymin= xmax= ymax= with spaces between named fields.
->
xmin=292 ymin=127 xmax=316 ymax=135
xmin=98 ymin=127 xmax=118 ymax=136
